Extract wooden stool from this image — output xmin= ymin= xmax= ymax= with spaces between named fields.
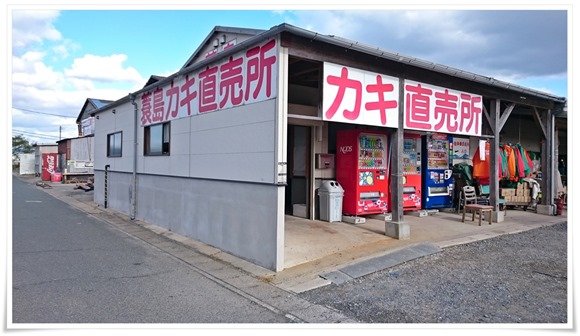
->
xmin=463 ymin=204 xmax=493 ymax=226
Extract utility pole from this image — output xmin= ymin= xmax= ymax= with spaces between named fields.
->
xmin=59 ymin=126 xmax=62 ymax=140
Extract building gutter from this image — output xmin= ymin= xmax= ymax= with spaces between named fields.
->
xmin=129 ymin=94 xmax=138 ymax=220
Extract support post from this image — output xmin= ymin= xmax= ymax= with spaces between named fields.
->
xmin=538 ymin=109 xmax=555 ymax=215
xmin=489 ymin=100 xmax=503 ymax=222
xmin=386 ymin=78 xmax=410 ymax=239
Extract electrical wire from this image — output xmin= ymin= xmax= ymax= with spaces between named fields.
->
xmin=12 ymin=129 xmax=61 ymax=139
xmin=12 ymin=107 xmax=76 ymax=118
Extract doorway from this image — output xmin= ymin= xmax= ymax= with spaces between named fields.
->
xmin=286 ymin=125 xmax=312 ymax=218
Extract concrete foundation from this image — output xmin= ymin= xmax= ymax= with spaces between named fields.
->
xmin=385 ymin=221 xmax=410 ymax=240
xmin=537 ymin=204 xmax=555 ymax=216
xmin=342 ymin=215 xmax=366 ymax=224
xmin=406 ymin=210 xmax=429 ymax=217
xmin=493 ymin=210 xmax=505 ymax=223
xmin=368 ymin=213 xmax=391 ymax=221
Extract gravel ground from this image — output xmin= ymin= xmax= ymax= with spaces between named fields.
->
xmin=300 ymin=221 xmax=568 ymax=324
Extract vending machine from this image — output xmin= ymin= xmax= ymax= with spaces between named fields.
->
xmin=41 ymin=153 xmax=58 ymax=181
xmin=421 ymin=133 xmax=454 ymax=209
xmin=336 ymin=129 xmax=389 ymax=216
xmin=402 ymin=133 xmax=422 ymax=210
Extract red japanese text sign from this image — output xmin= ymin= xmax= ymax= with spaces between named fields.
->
xmin=404 ymin=80 xmax=483 ymax=136
xmin=140 ymin=39 xmax=278 ymax=126
xmin=322 ymin=62 xmax=399 ymax=128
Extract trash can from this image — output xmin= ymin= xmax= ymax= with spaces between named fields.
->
xmin=317 ymin=180 xmax=344 ymax=222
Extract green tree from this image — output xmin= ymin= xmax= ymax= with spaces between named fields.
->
xmin=12 ymin=135 xmax=35 ymax=157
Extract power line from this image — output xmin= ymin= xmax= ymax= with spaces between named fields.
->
xmin=12 ymin=129 xmax=62 ymax=139
xmin=12 ymin=106 xmax=77 ymax=118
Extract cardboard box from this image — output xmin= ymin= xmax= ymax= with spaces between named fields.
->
xmin=501 ymin=188 xmax=514 ymax=197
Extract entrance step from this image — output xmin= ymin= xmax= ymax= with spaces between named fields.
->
xmin=367 ymin=213 xmax=392 ymax=221
xmin=320 ymin=243 xmax=443 ymax=284
xmin=341 ymin=215 xmax=366 ymax=224
xmin=405 ymin=210 xmax=430 ymax=217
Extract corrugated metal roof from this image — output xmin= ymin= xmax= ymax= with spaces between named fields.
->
xmin=275 ymin=23 xmax=566 ymax=103
xmin=90 ymin=98 xmax=113 ymax=109
xmin=180 ymin=26 xmax=266 ymax=70
xmin=91 ymin=22 xmax=566 ymax=116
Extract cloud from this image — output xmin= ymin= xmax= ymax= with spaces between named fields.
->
xmin=12 ymin=108 xmax=78 ymax=142
xmin=289 ymin=10 xmax=567 ymax=80
xmin=10 ymin=10 xmax=148 ymax=144
xmin=12 ymin=10 xmax=62 ymax=50
xmin=12 ymin=52 xmax=63 ymax=90
xmin=64 ymin=54 xmax=145 ymax=85
xmin=51 ymin=39 xmax=80 ymax=59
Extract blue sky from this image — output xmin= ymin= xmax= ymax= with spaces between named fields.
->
xmin=5 ymin=4 xmax=573 ymax=145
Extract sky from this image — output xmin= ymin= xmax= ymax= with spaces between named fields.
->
xmin=4 ymin=3 xmax=572 ymax=147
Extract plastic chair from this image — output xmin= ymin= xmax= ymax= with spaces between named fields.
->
xmin=477 ymin=184 xmax=491 ymax=205
xmin=478 ymin=184 xmax=507 ymax=215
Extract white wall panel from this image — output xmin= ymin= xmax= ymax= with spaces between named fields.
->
xmin=171 ymin=132 xmax=190 ymax=156
xmin=169 ymin=154 xmax=190 ymax=176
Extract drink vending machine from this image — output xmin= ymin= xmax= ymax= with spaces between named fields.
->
xmin=402 ymin=133 xmax=422 ymax=210
xmin=421 ymin=133 xmax=454 ymax=209
xmin=336 ymin=129 xmax=389 ymax=216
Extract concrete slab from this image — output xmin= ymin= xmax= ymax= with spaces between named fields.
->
xmin=339 ymin=243 xmax=442 ymax=279
xmin=320 ymin=271 xmax=353 ymax=285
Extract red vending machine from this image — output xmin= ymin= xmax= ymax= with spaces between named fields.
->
xmin=41 ymin=153 xmax=58 ymax=181
xmin=402 ymin=133 xmax=422 ymax=210
xmin=336 ymin=130 xmax=389 ymax=216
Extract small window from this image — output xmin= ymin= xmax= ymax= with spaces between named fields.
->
xmin=144 ymin=122 xmax=170 ymax=156
xmin=107 ymin=132 xmax=122 ymax=157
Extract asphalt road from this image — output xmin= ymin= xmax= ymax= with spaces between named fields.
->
xmin=11 ymin=176 xmax=292 ymax=323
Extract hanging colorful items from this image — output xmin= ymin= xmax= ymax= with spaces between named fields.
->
xmin=472 ymin=140 xmax=504 ymax=183
xmin=498 ymin=143 xmax=535 ymax=183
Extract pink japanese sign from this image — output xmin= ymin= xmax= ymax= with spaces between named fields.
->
xmin=140 ymin=39 xmax=278 ymax=126
xmin=404 ymin=80 xmax=482 ymax=136
xmin=322 ymin=62 xmax=400 ymax=128
xmin=322 ymin=62 xmax=483 ymax=136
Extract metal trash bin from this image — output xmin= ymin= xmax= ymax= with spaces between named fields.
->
xmin=317 ymin=180 xmax=344 ymax=222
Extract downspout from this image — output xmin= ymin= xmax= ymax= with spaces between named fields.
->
xmin=104 ymin=164 xmax=110 ymax=208
xmin=130 ymin=94 xmax=138 ymax=220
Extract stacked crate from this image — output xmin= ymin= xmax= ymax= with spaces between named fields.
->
xmin=501 ymin=182 xmax=531 ymax=203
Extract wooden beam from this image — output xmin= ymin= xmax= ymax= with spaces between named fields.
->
xmin=482 ymin=103 xmax=492 ymax=129
xmin=489 ymin=100 xmax=500 ymax=213
xmin=389 ymin=78 xmax=405 ymax=226
xmin=532 ymin=107 xmax=548 ymax=139
xmin=498 ymin=103 xmax=515 ymax=131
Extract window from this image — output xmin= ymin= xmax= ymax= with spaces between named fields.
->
xmin=144 ymin=122 xmax=170 ymax=156
xmin=107 ymin=132 xmax=122 ymax=157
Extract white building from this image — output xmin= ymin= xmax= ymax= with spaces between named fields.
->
xmin=90 ymin=24 xmax=566 ymax=271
